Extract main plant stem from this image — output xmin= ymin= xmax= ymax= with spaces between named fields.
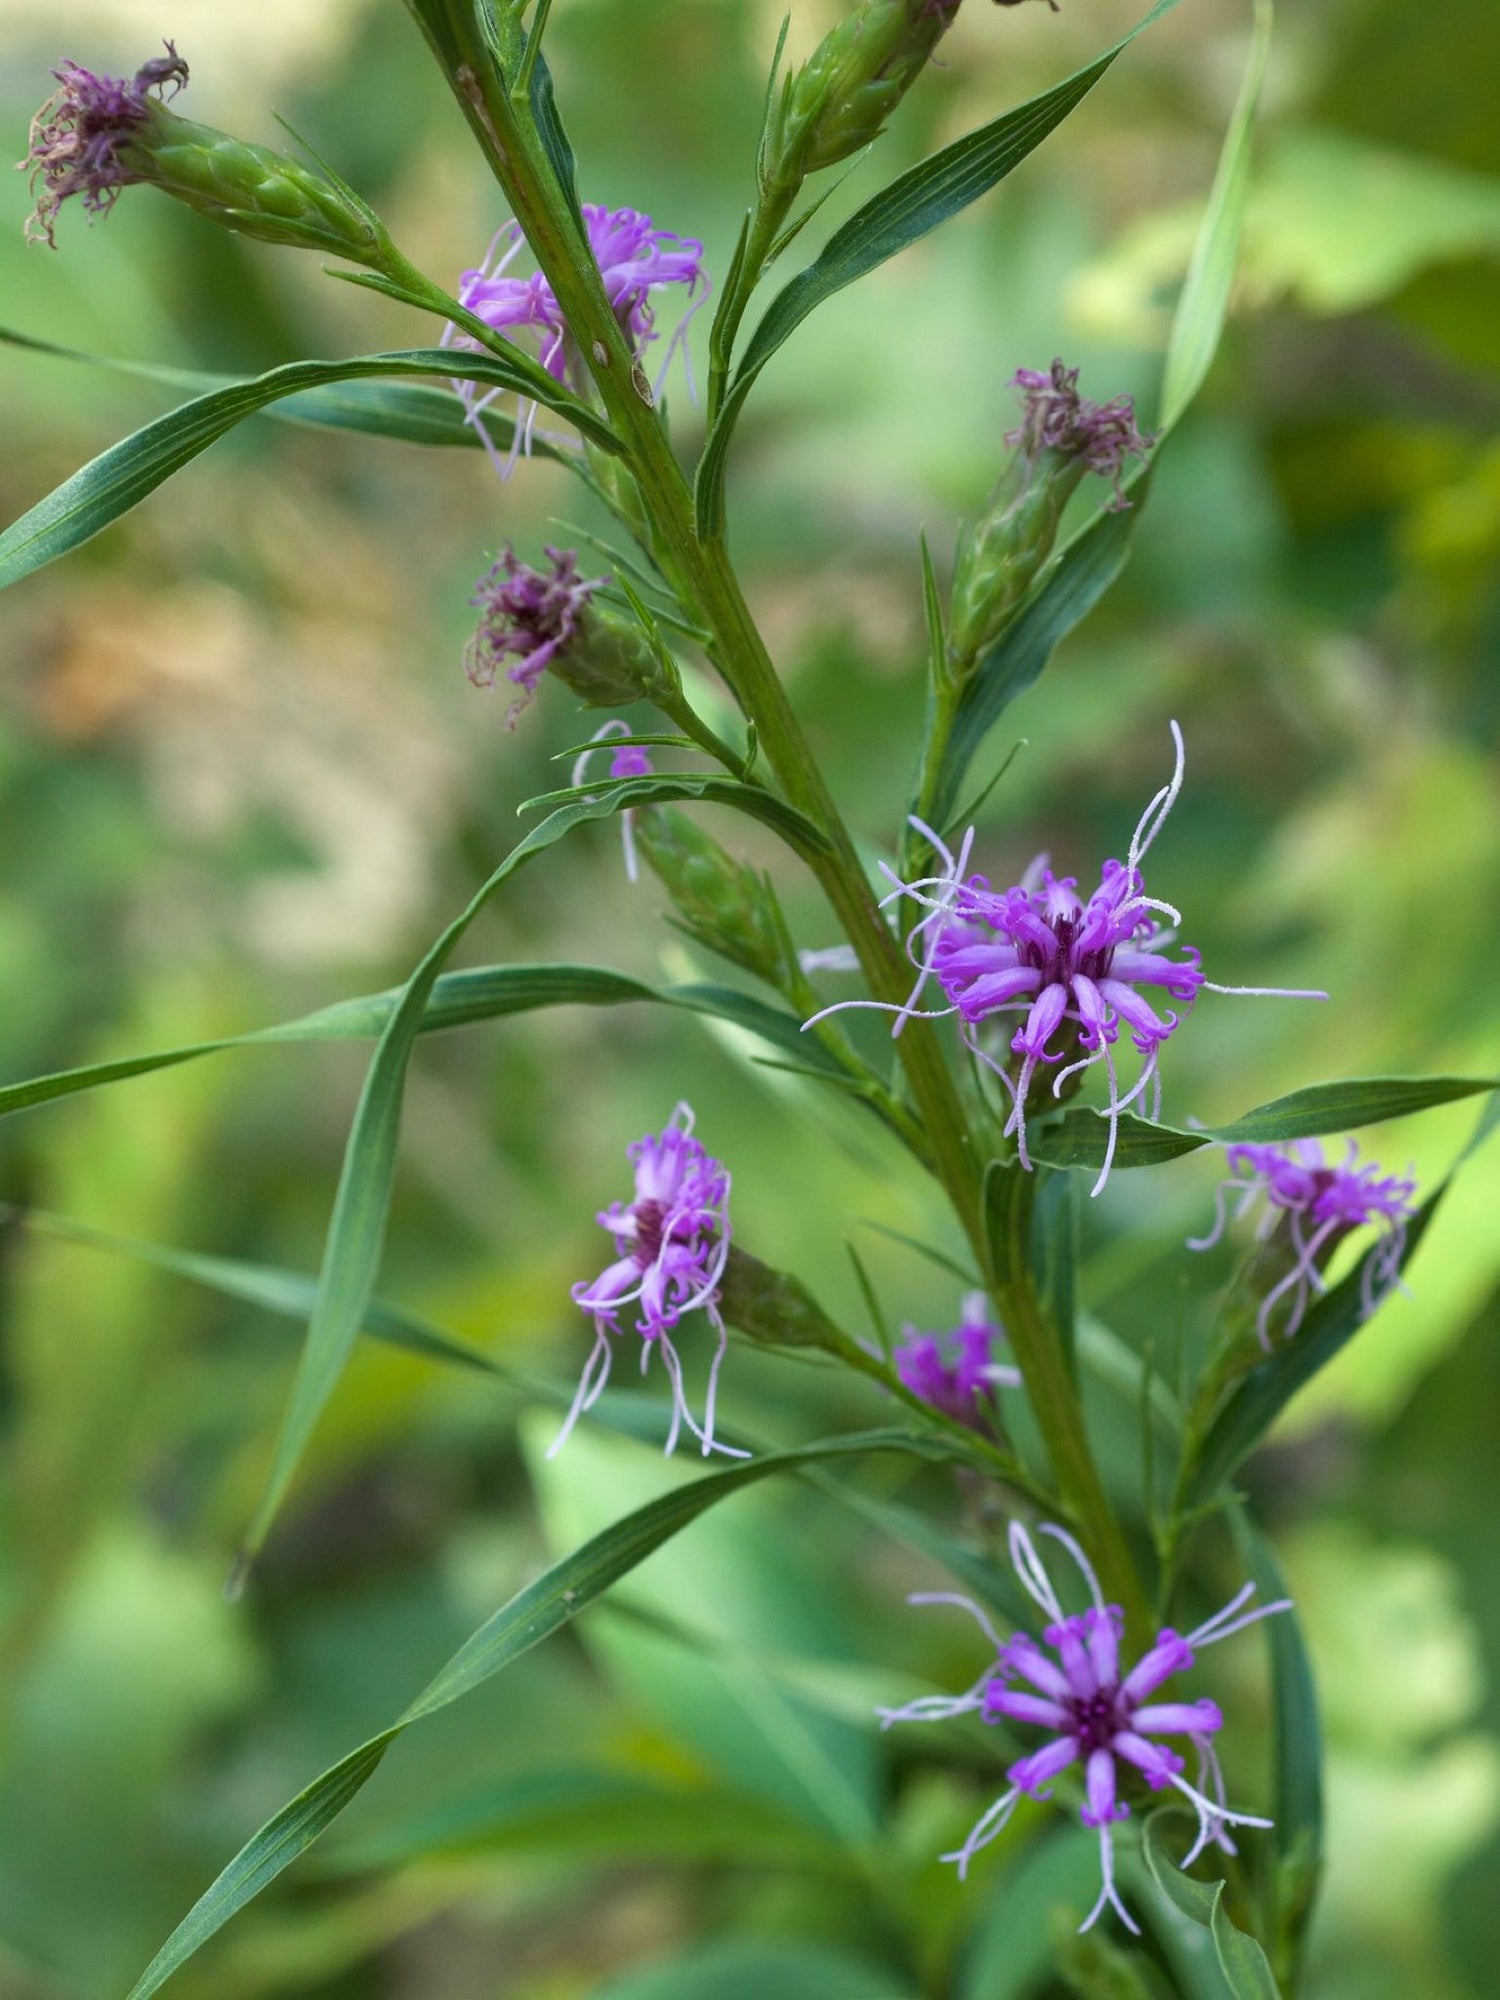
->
xmin=418 ymin=16 xmax=1142 ymax=1628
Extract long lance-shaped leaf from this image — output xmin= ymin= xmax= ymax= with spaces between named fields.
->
xmin=126 ymin=1428 xmax=944 ymax=2000
xmin=694 ymin=0 xmax=1181 ymax=538
xmin=233 ymin=774 xmax=828 ymax=1576
xmin=1027 ymin=1073 xmax=1498 ymax=1173
xmin=6 ymin=1205 xmax=518 ymax=1384
xmin=0 ymin=326 xmax=566 ymax=458
xmin=0 ymin=347 xmax=620 ymax=592
xmin=925 ymin=0 xmax=1272 ymax=827
xmin=0 ymin=960 xmax=844 ymax=1128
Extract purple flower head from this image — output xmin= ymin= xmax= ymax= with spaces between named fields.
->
xmin=466 ymin=546 xmax=603 ymax=721
xmin=552 ymin=1103 xmax=744 ymax=1462
xmin=445 ymin=204 xmax=708 ymax=478
xmin=20 ymin=42 xmax=188 ymax=246
xmin=877 ymin=1522 xmax=1290 ymax=1932
xmin=895 ymin=1289 xmax=1021 ymax=1429
xmin=1190 ymin=1137 xmax=1418 ymax=1348
xmin=1006 ymin=359 xmax=1153 ymax=508
xmin=571 ymin=720 xmax=655 ymax=883
xmin=804 ymin=724 xmax=1328 ymax=1195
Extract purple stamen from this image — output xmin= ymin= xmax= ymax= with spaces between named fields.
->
xmin=20 ymin=42 xmax=188 ymax=246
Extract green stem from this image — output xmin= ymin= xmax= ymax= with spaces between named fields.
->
xmin=414 ymin=18 xmax=1140 ymax=1623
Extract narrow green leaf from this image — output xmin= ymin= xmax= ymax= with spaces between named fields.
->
xmin=1141 ymin=1810 xmax=1281 ymax=1999
xmin=516 ymin=770 xmax=831 ymax=860
xmin=9 ymin=1206 xmax=518 ymax=1383
xmin=1027 ymin=1073 xmax=1499 ymax=1172
xmin=235 ymin=781 xmax=816 ymax=1572
xmin=0 ymin=347 xmax=619 ymax=591
xmin=926 ymin=0 xmax=1270 ymax=821
xmin=1232 ymin=1514 xmax=1322 ymax=1971
xmin=0 ymin=963 xmax=836 ymax=1127
xmin=126 ymin=1429 xmax=944 ymax=1999
xmin=1160 ymin=0 xmax=1273 ymax=427
xmin=695 ymin=0 xmax=1180 ymax=536
xmin=0 ymin=325 xmax=563 ymax=457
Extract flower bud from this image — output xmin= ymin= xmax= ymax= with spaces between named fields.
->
xmin=20 ymin=45 xmax=392 ymax=269
xmin=467 ymin=548 xmax=678 ymax=726
xmin=947 ymin=360 xmax=1152 ymax=675
xmin=761 ymin=0 xmax=961 ymax=191
xmin=632 ymin=807 xmax=788 ymax=986
xmin=716 ymin=1246 xmax=845 ymax=1352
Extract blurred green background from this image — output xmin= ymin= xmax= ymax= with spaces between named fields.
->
xmin=1 ymin=0 xmax=1499 ymax=1993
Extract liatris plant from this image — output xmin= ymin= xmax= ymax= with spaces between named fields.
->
xmin=2 ymin=2 xmax=1494 ymax=1995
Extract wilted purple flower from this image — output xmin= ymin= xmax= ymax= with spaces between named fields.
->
xmin=1006 ymin=359 xmax=1152 ymax=508
xmin=571 ymin=720 xmax=654 ymax=882
xmin=20 ymin=42 xmax=188 ymax=246
xmin=445 ymin=204 xmax=708 ymax=477
xmin=466 ymin=545 xmax=602 ymax=720
xmin=878 ymin=1522 xmax=1290 ymax=1932
xmin=1190 ymin=1137 xmax=1418 ymax=1348
xmin=552 ymin=1103 xmax=743 ymax=1461
xmin=895 ymin=1290 xmax=1020 ymax=1428
xmin=805 ymin=725 xmax=1327 ymax=1194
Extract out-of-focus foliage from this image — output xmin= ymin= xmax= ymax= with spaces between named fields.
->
xmin=0 ymin=0 xmax=1497 ymax=1994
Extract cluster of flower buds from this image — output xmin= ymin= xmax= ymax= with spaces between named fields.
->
xmin=467 ymin=547 xmax=679 ymax=725
xmin=760 ymin=0 xmax=964 ymax=195
xmin=947 ymin=361 xmax=1154 ymax=676
xmin=20 ymin=46 xmax=397 ymax=271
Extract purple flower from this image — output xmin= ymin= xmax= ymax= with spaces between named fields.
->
xmin=571 ymin=720 xmax=654 ymax=882
xmin=1006 ymin=359 xmax=1152 ymax=509
xmin=20 ymin=43 xmax=188 ymax=246
xmin=445 ymin=204 xmax=708 ymax=477
xmin=805 ymin=725 xmax=1327 ymax=1194
xmin=894 ymin=1290 xmax=1020 ymax=1428
xmin=1189 ymin=1137 xmax=1418 ymax=1348
xmin=466 ymin=546 xmax=603 ymax=720
xmin=552 ymin=1103 xmax=744 ymax=1461
xmin=878 ymin=1522 xmax=1290 ymax=1932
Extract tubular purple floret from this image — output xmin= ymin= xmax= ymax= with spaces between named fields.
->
xmin=466 ymin=545 xmax=604 ymax=717
xmin=803 ymin=724 xmax=1328 ymax=1195
xmin=894 ymin=1289 xmax=1021 ymax=1428
xmin=445 ymin=203 xmax=708 ymax=476
xmin=551 ymin=1103 xmax=744 ymax=1462
xmin=20 ymin=42 xmax=188 ymax=245
xmin=1006 ymin=358 xmax=1154 ymax=509
xmin=880 ymin=1521 xmax=1291 ymax=1927
xmin=1189 ymin=1136 xmax=1418 ymax=1345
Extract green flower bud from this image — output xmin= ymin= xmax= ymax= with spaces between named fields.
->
xmin=632 ymin=807 xmax=788 ymax=986
xmin=716 ymin=1245 xmax=846 ymax=1352
xmin=21 ymin=44 xmax=393 ymax=270
xmin=948 ymin=361 xmax=1153 ymax=676
xmin=761 ymin=0 xmax=960 ymax=192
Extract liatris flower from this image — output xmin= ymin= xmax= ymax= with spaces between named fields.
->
xmin=1189 ymin=1137 xmax=1418 ymax=1348
xmin=894 ymin=1290 xmax=1020 ymax=1428
xmin=571 ymin=720 xmax=654 ymax=882
xmin=878 ymin=1522 xmax=1290 ymax=1932
xmin=1006 ymin=360 xmax=1153 ymax=508
xmin=445 ymin=205 xmax=708 ymax=476
xmin=20 ymin=43 xmax=188 ymax=245
xmin=552 ymin=1104 xmax=743 ymax=1461
xmin=805 ymin=724 xmax=1327 ymax=1194
xmin=466 ymin=546 xmax=602 ymax=718
xmin=948 ymin=359 xmax=1151 ymax=671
